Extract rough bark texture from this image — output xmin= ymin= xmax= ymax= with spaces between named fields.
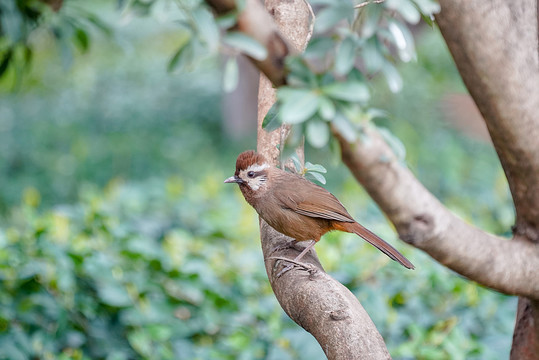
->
xmin=260 ymin=223 xmax=390 ymax=360
xmin=436 ymin=0 xmax=539 ymax=243
xmin=435 ymin=1 xmax=539 ymax=358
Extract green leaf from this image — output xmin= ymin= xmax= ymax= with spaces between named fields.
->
xmin=98 ymin=283 xmax=132 ymax=307
xmin=366 ymin=108 xmax=389 ymax=120
xmin=385 ymin=0 xmax=421 ymax=24
xmin=283 ymin=124 xmax=304 ymax=156
xmin=193 ymin=7 xmax=219 ymax=51
xmin=413 ymin=0 xmax=441 ymax=15
xmin=358 ymin=2 xmax=382 ymax=38
xmin=286 ymin=56 xmax=316 ymax=87
xmin=305 ymin=171 xmax=326 ymax=184
xmin=332 ymin=112 xmax=357 ymax=142
xmin=315 ymin=2 xmax=354 ymax=34
xmin=223 ymin=32 xmax=267 ymax=61
xmin=278 ymin=88 xmax=320 ymax=124
xmin=290 ymin=155 xmax=303 ymax=173
xmin=304 ymin=37 xmax=335 ymax=60
xmin=322 ymin=81 xmax=370 ymax=102
xmin=216 ymin=12 xmax=239 ymax=30
xmin=262 ymin=103 xmax=281 ymax=132
xmin=318 ymin=96 xmax=336 ymax=121
xmin=362 ymin=38 xmax=384 ymax=72
xmin=306 ymin=120 xmax=330 ymax=148
xmin=84 ymin=13 xmax=113 ymax=36
xmin=74 ymin=28 xmax=90 ymax=52
xmin=128 ymin=330 xmax=152 ymax=357
xmin=334 ymin=36 xmax=357 ymax=76
xmin=305 ymin=162 xmax=327 ymax=173
xmin=168 ymin=40 xmax=194 ymax=73
xmin=378 ymin=126 xmax=406 ymax=161
xmin=223 ymin=56 xmax=239 ymax=93
xmin=421 ymin=12 xmax=435 ymax=27
xmin=0 ymin=49 xmax=13 ymax=78
xmin=382 ymin=61 xmax=402 ymax=93
xmin=388 ymin=20 xmax=416 ymax=62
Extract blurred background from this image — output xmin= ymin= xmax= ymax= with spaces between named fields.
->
xmin=0 ymin=1 xmax=517 ymax=359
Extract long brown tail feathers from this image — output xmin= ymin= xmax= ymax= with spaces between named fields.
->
xmin=342 ymin=222 xmax=415 ymax=269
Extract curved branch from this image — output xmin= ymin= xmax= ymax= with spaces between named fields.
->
xmin=436 ymin=0 xmax=539 ymax=241
xmin=333 ymin=125 xmax=539 ymax=300
xmin=260 ymin=222 xmax=391 ymax=359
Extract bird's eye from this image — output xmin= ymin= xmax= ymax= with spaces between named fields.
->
xmin=247 ymin=171 xmax=255 ymax=178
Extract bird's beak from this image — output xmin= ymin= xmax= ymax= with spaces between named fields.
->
xmin=224 ymin=175 xmax=244 ymax=184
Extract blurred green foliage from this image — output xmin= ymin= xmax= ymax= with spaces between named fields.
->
xmin=0 ymin=174 xmax=515 ymax=359
xmin=0 ymin=1 xmax=517 ymax=359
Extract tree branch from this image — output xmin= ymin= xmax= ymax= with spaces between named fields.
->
xmin=354 ymin=0 xmax=385 ymax=9
xmin=436 ymin=0 xmax=539 ymax=242
xmin=333 ymin=125 xmax=539 ymax=300
xmin=260 ymin=223 xmax=391 ymax=359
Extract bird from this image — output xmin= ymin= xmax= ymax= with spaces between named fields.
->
xmin=224 ymin=150 xmax=414 ymax=271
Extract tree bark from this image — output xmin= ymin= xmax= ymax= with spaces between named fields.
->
xmin=435 ymin=1 xmax=539 ymax=358
xmin=333 ymin=126 xmax=539 ymax=300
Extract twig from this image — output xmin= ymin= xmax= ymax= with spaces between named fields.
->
xmin=355 ymin=0 xmax=385 ymax=9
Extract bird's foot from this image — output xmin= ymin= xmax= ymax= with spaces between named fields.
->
xmin=268 ymin=256 xmax=318 ymax=278
xmin=269 ymin=240 xmax=299 ymax=255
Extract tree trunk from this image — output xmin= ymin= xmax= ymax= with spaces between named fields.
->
xmin=436 ymin=1 xmax=539 ymax=357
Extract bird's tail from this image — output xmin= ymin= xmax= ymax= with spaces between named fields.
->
xmin=336 ymin=222 xmax=415 ymax=269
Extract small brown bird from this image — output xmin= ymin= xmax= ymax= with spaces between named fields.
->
xmin=224 ymin=150 xmax=414 ymax=270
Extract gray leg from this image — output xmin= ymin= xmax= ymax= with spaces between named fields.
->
xmin=269 ymin=240 xmax=317 ymax=278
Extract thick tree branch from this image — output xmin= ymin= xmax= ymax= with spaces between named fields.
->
xmin=436 ymin=0 xmax=539 ymax=242
xmin=334 ymin=126 xmax=539 ymax=300
xmin=511 ymin=298 xmax=539 ymax=359
xmin=260 ymin=223 xmax=391 ymax=359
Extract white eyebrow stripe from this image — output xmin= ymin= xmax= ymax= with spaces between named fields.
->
xmin=246 ymin=163 xmax=269 ymax=172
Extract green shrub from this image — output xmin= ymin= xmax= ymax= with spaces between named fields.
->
xmin=0 ymin=176 xmax=515 ymax=359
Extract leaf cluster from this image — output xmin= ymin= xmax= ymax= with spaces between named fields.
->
xmin=260 ymin=0 xmax=439 ymax=153
xmin=0 ymin=0 xmax=111 ymax=87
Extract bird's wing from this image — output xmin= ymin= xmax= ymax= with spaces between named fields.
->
xmin=275 ymin=175 xmax=355 ymax=223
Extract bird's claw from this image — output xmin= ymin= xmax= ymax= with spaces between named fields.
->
xmin=267 ymin=256 xmax=318 ymax=278
xmin=269 ymin=241 xmax=298 ymax=255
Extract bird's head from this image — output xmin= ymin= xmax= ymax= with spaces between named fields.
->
xmin=224 ymin=150 xmax=270 ymax=192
